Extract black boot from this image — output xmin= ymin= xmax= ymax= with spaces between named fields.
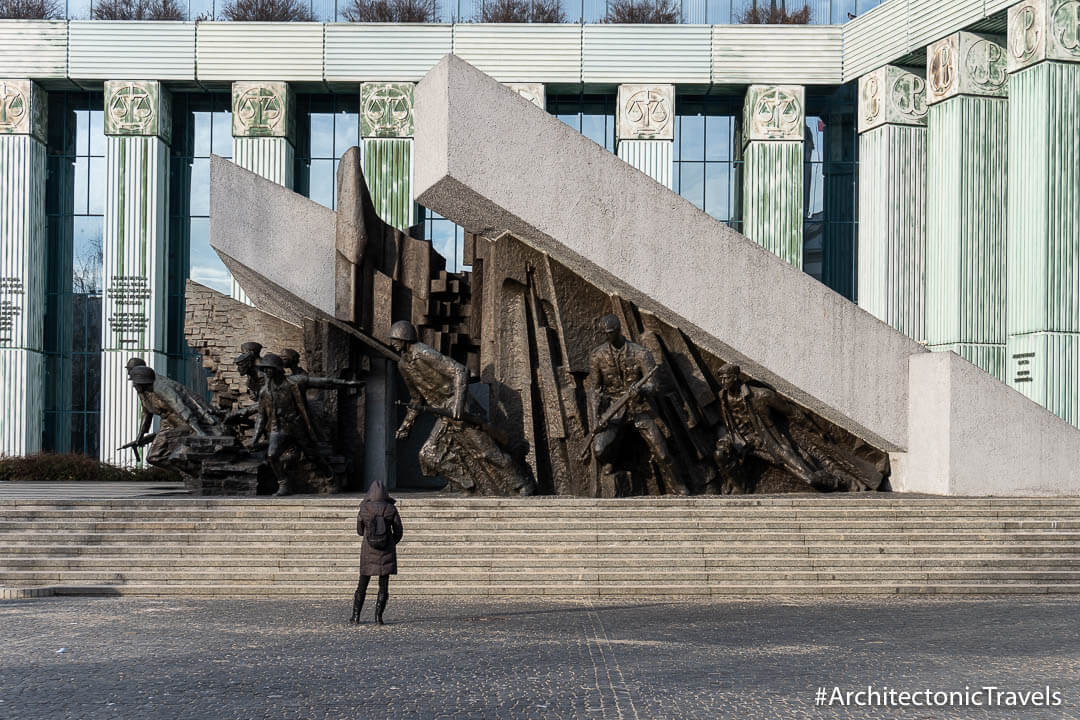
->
xmin=350 ymin=576 xmax=369 ymax=624
xmin=374 ymin=590 xmax=388 ymax=625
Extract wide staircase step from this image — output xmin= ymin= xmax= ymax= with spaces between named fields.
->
xmin=4 ymin=495 xmax=1080 ymax=597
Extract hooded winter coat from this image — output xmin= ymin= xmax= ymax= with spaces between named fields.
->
xmin=356 ymin=480 xmax=404 ymax=576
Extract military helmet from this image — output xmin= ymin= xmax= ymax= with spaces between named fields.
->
xmin=718 ymin=362 xmax=741 ymax=378
xmin=256 ymin=353 xmax=284 ymax=371
xmin=129 ymin=365 xmax=156 ymax=386
xmin=280 ymin=348 xmax=301 ymax=367
xmin=125 ymin=357 xmax=147 ymax=371
xmin=388 ymin=320 xmax=418 ymax=343
xmin=240 ymin=341 xmax=263 ymax=355
xmin=599 ymin=314 xmax=621 ymax=333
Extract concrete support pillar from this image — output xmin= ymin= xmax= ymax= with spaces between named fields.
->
xmin=924 ymin=32 xmax=1009 ymax=378
xmin=358 ymin=82 xmax=418 ymax=489
xmin=361 ymin=82 xmax=416 ymax=232
xmin=230 ymin=82 xmax=295 ymax=302
xmin=0 ymin=80 xmax=47 ymax=455
xmin=99 ymin=81 xmax=171 ymax=465
xmin=615 ymin=84 xmax=674 ymax=189
xmin=856 ymin=66 xmax=929 ymax=341
xmin=741 ymin=85 xmax=805 ymax=268
xmin=1006 ymin=0 xmax=1080 ymax=426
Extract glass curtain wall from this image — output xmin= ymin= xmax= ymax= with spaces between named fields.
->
xmin=805 ymin=84 xmax=857 ymax=300
xmin=169 ymin=94 xmax=233 ymax=392
xmin=673 ymin=93 xmax=743 ymax=232
xmin=43 ymin=93 xmax=104 ymax=455
xmin=548 ymin=92 xmax=616 ymax=152
xmin=294 ymin=94 xmax=361 ymax=212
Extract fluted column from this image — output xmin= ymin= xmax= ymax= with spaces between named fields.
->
xmin=925 ymin=32 xmax=1009 ymax=379
xmin=615 ymin=84 xmax=674 ymax=189
xmin=741 ymin=85 xmax=805 ymax=268
xmin=1006 ymin=0 xmax=1080 ymax=426
xmin=361 ymin=82 xmax=416 ymax=232
xmin=230 ymin=81 xmax=295 ymax=302
xmin=856 ymin=66 xmax=928 ymax=342
xmin=99 ymin=81 xmax=171 ymax=465
xmin=0 ymin=80 xmax=47 ymax=455
xmin=359 ymin=82 xmax=418 ymax=491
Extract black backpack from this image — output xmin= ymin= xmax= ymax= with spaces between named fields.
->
xmin=365 ymin=514 xmax=393 ymax=550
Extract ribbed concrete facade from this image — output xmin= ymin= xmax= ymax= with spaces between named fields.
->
xmin=99 ymin=134 xmax=170 ymax=465
xmin=858 ymin=124 xmax=927 ymax=342
xmin=0 ymin=134 xmax=46 ymax=455
xmin=1007 ymin=61 xmax=1080 ymax=426
xmin=925 ymin=95 xmax=1008 ymax=379
xmin=616 ymin=140 xmax=673 ymax=189
xmin=362 ymin=139 xmax=414 ymax=231
xmin=232 ymin=137 xmax=295 ymax=188
xmin=742 ymin=141 xmax=804 ymax=268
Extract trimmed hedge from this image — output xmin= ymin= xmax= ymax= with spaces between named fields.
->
xmin=0 ymin=453 xmax=181 ymax=483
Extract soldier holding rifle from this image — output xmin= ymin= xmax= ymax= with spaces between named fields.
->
xmin=584 ymin=314 xmax=687 ymax=495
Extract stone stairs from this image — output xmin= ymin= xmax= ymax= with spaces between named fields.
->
xmin=4 ymin=495 xmax=1080 ymax=597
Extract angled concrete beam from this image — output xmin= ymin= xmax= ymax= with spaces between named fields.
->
xmin=209 ymin=155 xmax=336 ymax=323
xmin=414 ymin=55 xmax=925 ymax=451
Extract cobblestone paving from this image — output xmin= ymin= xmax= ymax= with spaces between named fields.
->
xmin=2 ymin=596 xmax=1079 ymax=719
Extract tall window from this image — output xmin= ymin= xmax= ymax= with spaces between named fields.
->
xmin=423 ymin=211 xmax=467 ymax=272
xmin=169 ymin=93 xmax=233 ymax=389
xmin=548 ymin=93 xmax=616 ymax=152
xmin=673 ymin=93 xmax=743 ymax=231
xmin=44 ymin=93 xmax=105 ymax=455
xmin=294 ymin=94 xmax=361 ymax=211
xmin=805 ymin=84 xmax=857 ymax=300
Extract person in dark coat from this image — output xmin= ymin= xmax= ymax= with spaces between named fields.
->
xmin=351 ymin=480 xmax=403 ymax=625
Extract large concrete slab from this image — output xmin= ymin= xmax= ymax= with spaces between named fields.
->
xmin=209 ymin=155 xmax=336 ymax=324
xmin=905 ymin=352 xmax=1080 ymax=496
xmin=414 ymin=55 xmax=925 ymax=451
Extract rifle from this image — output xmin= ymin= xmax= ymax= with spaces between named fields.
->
xmin=117 ymin=433 xmax=156 ymax=463
xmin=578 ymin=365 xmax=658 ymax=461
xmin=395 ymin=401 xmax=511 ymax=447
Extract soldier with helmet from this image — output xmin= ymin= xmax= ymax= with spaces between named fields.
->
xmin=123 ymin=363 xmax=230 ymax=465
xmin=280 ymin=348 xmax=307 ymax=377
xmin=234 ymin=341 xmax=264 ymax=401
xmin=389 ymin=320 xmax=535 ymax=496
xmin=251 ymin=353 xmax=365 ymax=496
xmin=585 ymin=314 xmax=687 ymax=495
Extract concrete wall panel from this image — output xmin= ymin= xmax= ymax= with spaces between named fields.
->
xmin=415 ymin=55 xmax=927 ymax=451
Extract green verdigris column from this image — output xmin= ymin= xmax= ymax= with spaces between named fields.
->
xmin=231 ymin=81 xmax=296 ymax=303
xmin=0 ymin=80 xmax=47 ymax=455
xmin=615 ymin=84 xmax=674 ymax=189
xmin=1006 ymin=0 xmax=1080 ymax=426
xmin=100 ymin=81 xmax=171 ymax=465
xmin=857 ymin=66 xmax=929 ymax=341
xmin=361 ymin=82 xmax=416 ymax=232
xmin=925 ymin=32 xmax=1009 ymax=378
xmin=742 ymin=85 xmax=805 ymax=268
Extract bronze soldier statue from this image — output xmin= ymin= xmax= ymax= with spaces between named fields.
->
xmin=250 ymin=353 xmax=364 ymax=496
xmin=585 ymin=314 xmax=687 ymax=495
xmin=280 ymin=348 xmax=307 ymax=376
xmin=123 ymin=365 xmax=230 ymax=465
xmin=234 ymin=341 xmax=264 ymax=402
xmin=713 ymin=363 xmax=877 ymax=492
xmin=389 ymin=320 xmax=535 ymax=496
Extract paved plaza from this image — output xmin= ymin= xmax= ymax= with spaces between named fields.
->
xmin=2 ymin=595 xmax=1079 ymax=719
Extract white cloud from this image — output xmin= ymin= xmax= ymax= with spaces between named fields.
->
xmin=190 ymin=266 xmax=232 ymax=295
